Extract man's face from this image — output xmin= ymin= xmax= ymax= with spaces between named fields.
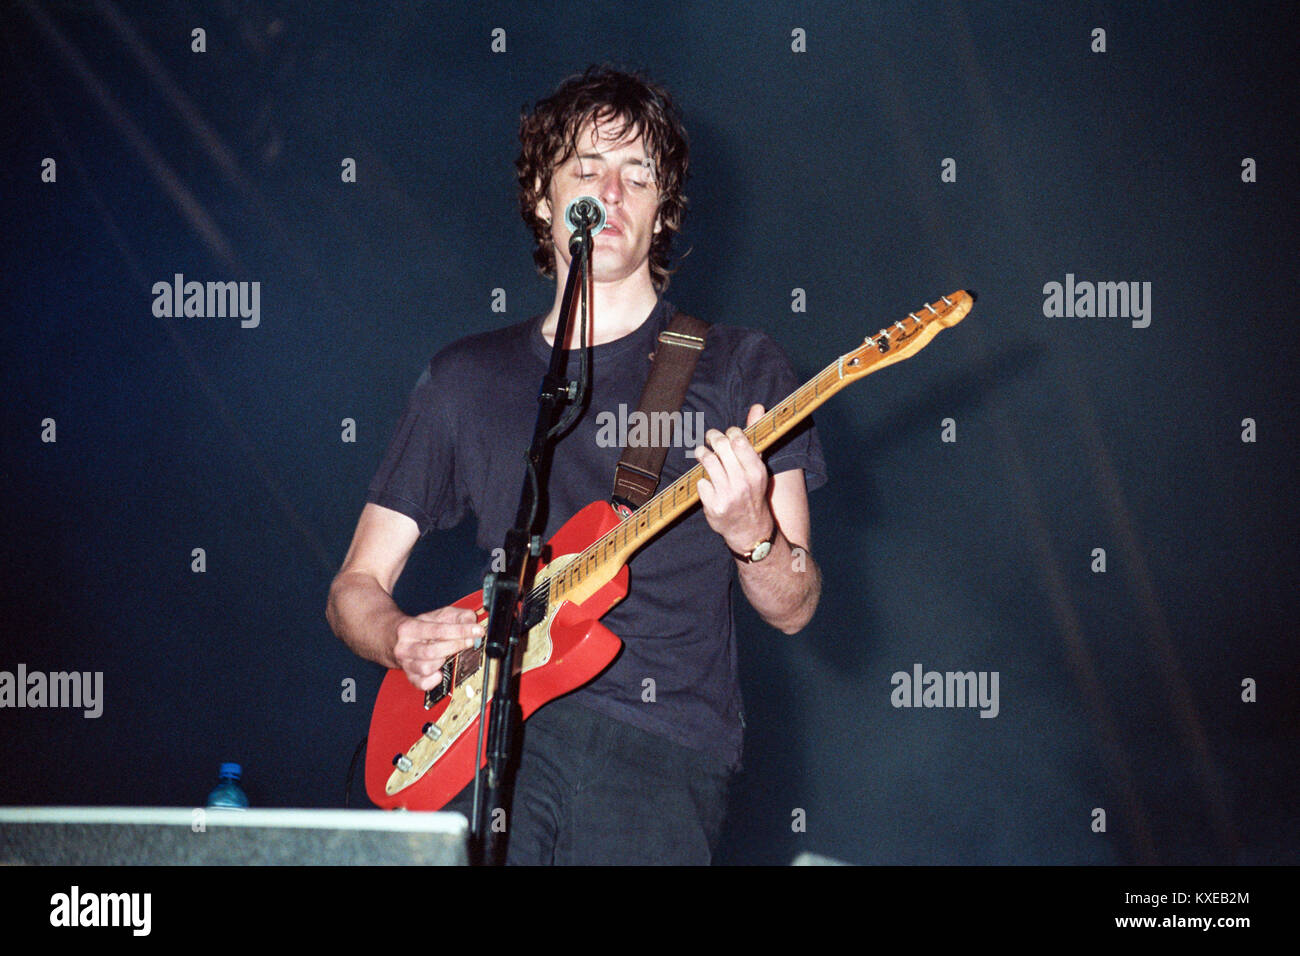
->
xmin=536 ymin=113 xmax=662 ymax=283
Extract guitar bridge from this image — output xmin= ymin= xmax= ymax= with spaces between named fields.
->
xmin=423 ymin=659 xmax=455 ymax=709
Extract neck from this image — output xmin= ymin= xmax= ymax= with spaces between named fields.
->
xmin=540 ymin=257 xmax=660 ymax=348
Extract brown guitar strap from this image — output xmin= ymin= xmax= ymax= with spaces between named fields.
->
xmin=610 ymin=310 xmax=710 ymax=517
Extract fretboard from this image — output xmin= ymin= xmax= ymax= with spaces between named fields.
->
xmin=544 ymin=289 xmax=972 ymax=606
xmin=545 ymin=358 xmax=846 ymax=605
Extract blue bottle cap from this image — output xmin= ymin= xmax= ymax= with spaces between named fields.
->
xmin=219 ymin=762 xmax=242 ymax=779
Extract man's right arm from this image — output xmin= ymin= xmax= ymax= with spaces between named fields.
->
xmin=326 ymin=503 xmax=483 ymax=688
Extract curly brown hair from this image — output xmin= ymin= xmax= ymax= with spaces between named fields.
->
xmin=516 ymin=65 xmax=690 ymax=292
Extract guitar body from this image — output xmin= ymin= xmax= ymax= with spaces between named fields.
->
xmin=365 ymin=500 xmax=628 ymax=811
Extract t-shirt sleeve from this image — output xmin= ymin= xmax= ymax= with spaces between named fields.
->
xmin=365 ymin=361 xmax=469 ymax=535
xmin=728 ymin=331 xmax=828 ymax=493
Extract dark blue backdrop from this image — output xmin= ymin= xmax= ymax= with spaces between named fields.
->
xmin=2 ymin=0 xmax=1296 ymax=864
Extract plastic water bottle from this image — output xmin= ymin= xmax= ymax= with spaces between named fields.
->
xmin=206 ymin=762 xmax=249 ymax=810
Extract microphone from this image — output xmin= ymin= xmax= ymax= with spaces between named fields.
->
xmin=563 ymin=196 xmax=607 ymax=236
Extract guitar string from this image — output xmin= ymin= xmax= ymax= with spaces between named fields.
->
xmin=560 ymin=298 xmax=954 ymax=581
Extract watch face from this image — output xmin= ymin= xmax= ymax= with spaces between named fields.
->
xmin=750 ymin=539 xmax=773 ymax=562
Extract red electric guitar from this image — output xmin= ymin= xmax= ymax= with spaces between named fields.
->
xmin=366 ymin=290 xmax=974 ymax=810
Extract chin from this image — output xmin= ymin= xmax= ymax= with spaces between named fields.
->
xmin=588 ymin=252 xmax=640 ymax=279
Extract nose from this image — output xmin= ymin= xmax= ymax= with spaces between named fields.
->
xmin=598 ymin=168 xmax=623 ymax=205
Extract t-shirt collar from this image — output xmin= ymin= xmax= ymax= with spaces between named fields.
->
xmin=529 ymin=297 xmax=674 ymax=365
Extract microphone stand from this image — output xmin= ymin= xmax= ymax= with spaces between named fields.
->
xmin=468 ymin=217 xmax=597 ymax=866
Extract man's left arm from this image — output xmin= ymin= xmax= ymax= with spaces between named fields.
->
xmin=695 ymin=404 xmax=821 ymax=635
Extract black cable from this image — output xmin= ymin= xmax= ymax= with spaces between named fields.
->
xmin=344 ymin=734 xmax=367 ymax=809
xmin=547 ymin=239 xmax=592 ymax=441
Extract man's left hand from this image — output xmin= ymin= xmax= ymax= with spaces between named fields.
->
xmin=694 ymin=404 xmax=775 ymax=554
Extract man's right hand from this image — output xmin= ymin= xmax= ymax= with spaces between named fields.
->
xmin=393 ymin=606 xmax=485 ymax=691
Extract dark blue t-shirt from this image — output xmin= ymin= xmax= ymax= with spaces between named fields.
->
xmin=366 ymin=298 xmax=826 ymax=769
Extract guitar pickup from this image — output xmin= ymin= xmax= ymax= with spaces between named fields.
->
xmin=521 ymin=599 xmax=548 ymax=630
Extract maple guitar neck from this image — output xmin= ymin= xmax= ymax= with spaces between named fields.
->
xmin=547 ymin=290 xmax=974 ymax=607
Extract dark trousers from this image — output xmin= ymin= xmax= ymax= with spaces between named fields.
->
xmin=447 ymin=697 xmax=732 ymax=865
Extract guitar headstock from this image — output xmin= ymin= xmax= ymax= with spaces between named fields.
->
xmin=837 ymin=290 xmax=973 ymax=379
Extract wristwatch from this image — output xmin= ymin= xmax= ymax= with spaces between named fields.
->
xmin=731 ymin=529 xmax=775 ymax=563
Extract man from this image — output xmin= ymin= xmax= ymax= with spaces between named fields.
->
xmin=327 ymin=65 xmax=826 ymax=864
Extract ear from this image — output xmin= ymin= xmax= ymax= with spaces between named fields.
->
xmin=534 ymin=176 xmax=552 ymax=224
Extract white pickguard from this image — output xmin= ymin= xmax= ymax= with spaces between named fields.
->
xmin=384 ymin=552 xmax=579 ymax=796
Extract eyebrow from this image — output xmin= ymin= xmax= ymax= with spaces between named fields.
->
xmin=573 ymin=153 xmax=655 ymax=169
